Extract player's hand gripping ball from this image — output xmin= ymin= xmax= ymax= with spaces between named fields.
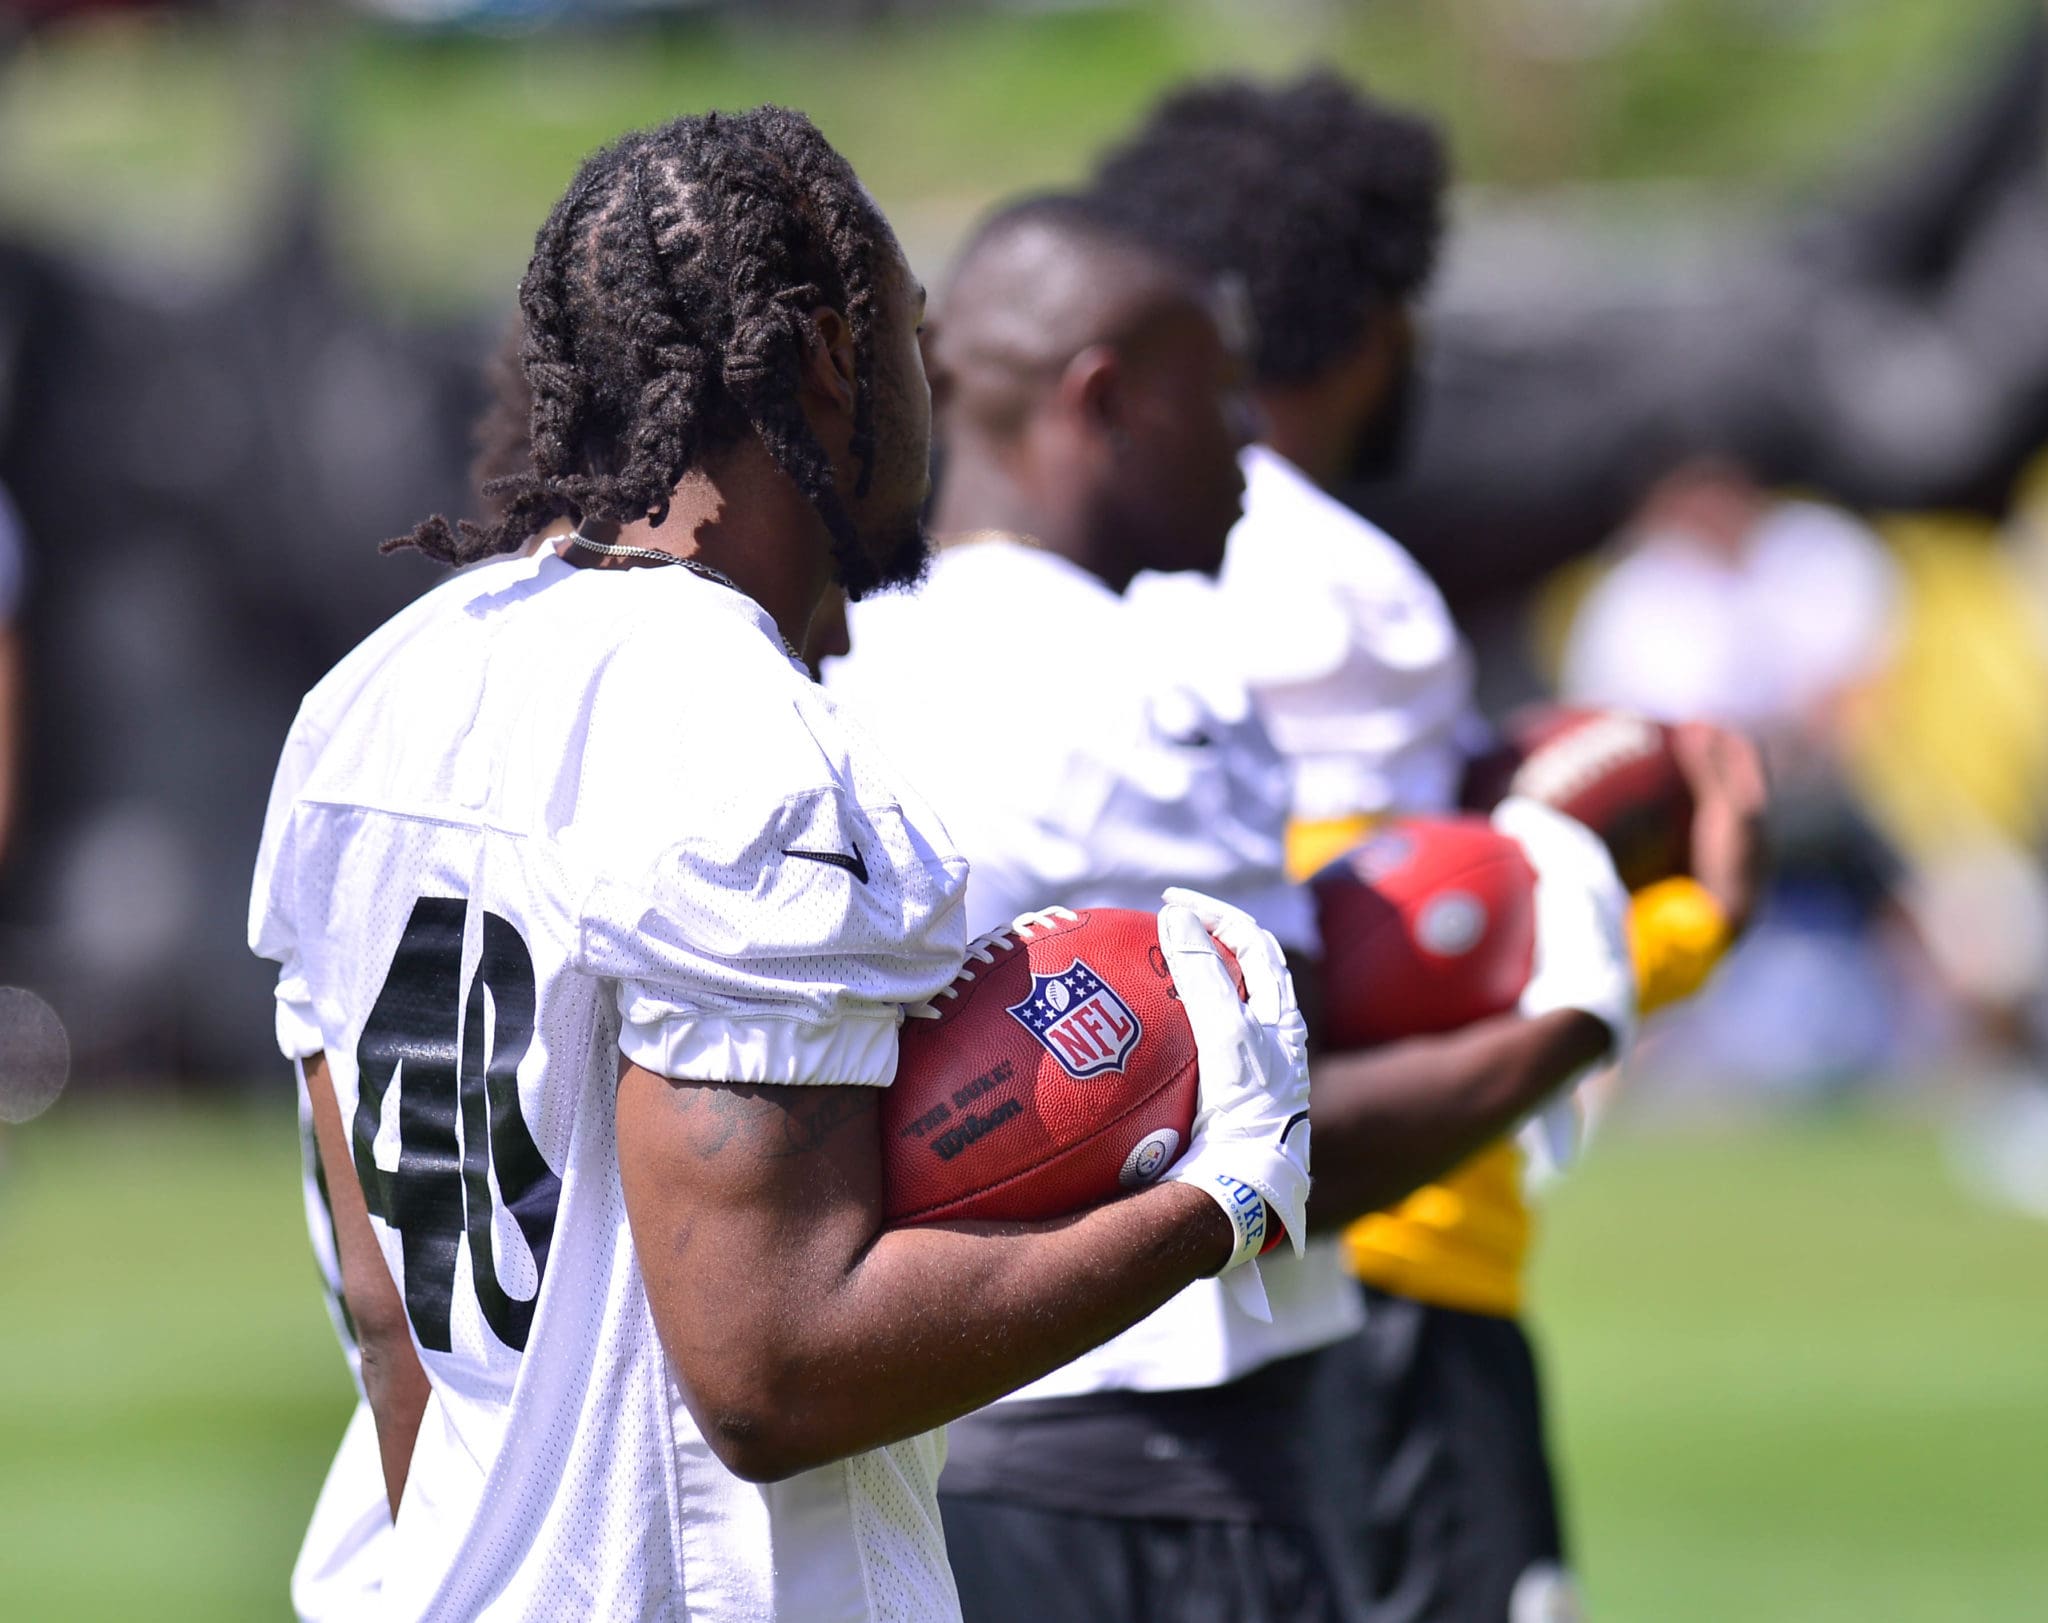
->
xmin=884 ymin=906 xmax=1241 ymax=1224
xmin=1462 ymin=704 xmax=1695 ymax=891
xmin=1312 ymin=816 xmax=1538 ymax=1049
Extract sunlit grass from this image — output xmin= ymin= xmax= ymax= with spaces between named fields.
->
xmin=2 ymin=1101 xmax=2042 ymax=1618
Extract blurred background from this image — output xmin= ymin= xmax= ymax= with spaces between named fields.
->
xmin=0 ymin=0 xmax=2044 ymax=1617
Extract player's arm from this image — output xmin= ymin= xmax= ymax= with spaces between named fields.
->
xmin=302 ymin=1051 xmax=429 ymax=1515
xmin=619 ymin=1079 xmax=1226 ymax=1481
xmin=1301 ymin=796 xmax=1637 ymax=1229
xmin=617 ymin=897 xmax=1308 ymax=1485
xmin=1304 ymin=726 xmax=1769 ymax=1225
xmin=1628 ymin=721 xmax=1770 ymax=1013
xmin=1302 ymin=1003 xmax=1609 ymax=1226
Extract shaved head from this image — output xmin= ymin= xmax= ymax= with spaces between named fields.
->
xmin=934 ymin=194 xmax=1235 ymax=442
xmin=926 ymin=191 xmax=1253 ymax=588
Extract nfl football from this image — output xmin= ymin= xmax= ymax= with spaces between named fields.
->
xmin=884 ymin=906 xmax=1230 ymax=1225
xmin=1462 ymin=705 xmax=1694 ymax=892
xmin=1312 ymin=817 xmax=1537 ymax=1049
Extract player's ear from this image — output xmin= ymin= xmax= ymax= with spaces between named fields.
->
xmin=1058 ymin=344 xmax=1123 ymax=439
xmin=801 ymin=305 xmax=859 ymax=417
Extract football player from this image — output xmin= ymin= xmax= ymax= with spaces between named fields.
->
xmin=1093 ymin=74 xmax=1766 ymax=1621
xmin=250 ymin=109 xmax=1313 ymax=1623
xmin=826 ymin=192 xmax=1637 ymax=1623
xmin=287 ymin=319 xmax=541 ymax=1623
xmin=283 ymin=309 xmax=890 ymax=1623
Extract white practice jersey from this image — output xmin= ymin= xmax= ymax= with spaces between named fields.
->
xmin=293 ymin=1060 xmax=389 ymax=1623
xmin=293 ymin=1399 xmax=387 ymax=1623
xmin=1145 ymin=443 xmax=1475 ymax=824
xmin=250 ymin=549 xmax=970 ymax=1623
xmin=278 ymin=575 xmax=489 ymax=1623
xmin=1159 ymin=448 xmax=1579 ymax=1178
xmin=829 ymin=537 xmax=1358 ymax=1396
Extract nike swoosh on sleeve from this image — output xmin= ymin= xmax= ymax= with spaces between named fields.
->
xmin=782 ymin=845 xmax=870 ymax=884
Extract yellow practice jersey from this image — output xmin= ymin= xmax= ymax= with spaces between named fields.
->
xmin=1296 ymin=809 xmax=1731 ymax=1319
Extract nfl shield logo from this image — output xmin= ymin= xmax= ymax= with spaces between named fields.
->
xmin=1007 ymin=958 xmax=1144 ymax=1080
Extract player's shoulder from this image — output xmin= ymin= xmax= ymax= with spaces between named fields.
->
xmin=846 ymin=537 xmax=1123 ymax=655
xmin=832 ymin=538 xmax=1131 ymax=746
xmin=292 ymin=552 xmax=536 ymax=741
xmin=1233 ymin=443 xmax=1437 ymax=593
xmin=366 ymin=552 xmax=799 ymax=726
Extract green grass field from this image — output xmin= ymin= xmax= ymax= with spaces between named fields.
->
xmin=1 ymin=1102 xmax=2043 ymax=1620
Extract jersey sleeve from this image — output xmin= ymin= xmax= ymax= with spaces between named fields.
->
xmin=1219 ymin=452 xmax=1476 ymax=821
xmin=249 ymin=706 xmax=328 ymax=1061
xmin=570 ymin=651 xmax=968 ymax=1087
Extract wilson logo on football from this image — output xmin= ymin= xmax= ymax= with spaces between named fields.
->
xmin=1008 ymin=959 xmax=1143 ymax=1080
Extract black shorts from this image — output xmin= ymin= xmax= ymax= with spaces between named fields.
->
xmin=1316 ymin=1285 xmax=1581 ymax=1623
xmin=939 ymin=1347 xmax=1371 ymax=1623
xmin=942 ymin=1496 xmax=1362 ymax=1623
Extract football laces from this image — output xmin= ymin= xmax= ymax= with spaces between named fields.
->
xmin=1514 ymin=713 xmax=1657 ymax=805
xmin=902 ymin=905 xmax=1079 ymax=1020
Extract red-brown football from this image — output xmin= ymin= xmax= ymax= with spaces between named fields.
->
xmin=1462 ymin=704 xmax=1694 ymax=891
xmin=884 ymin=907 xmax=1228 ymax=1225
xmin=1312 ymin=817 xmax=1537 ymax=1049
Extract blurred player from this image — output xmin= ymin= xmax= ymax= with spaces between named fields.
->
xmin=828 ymin=193 xmax=1637 ymax=1623
xmin=1094 ymin=74 xmax=1464 ymax=849
xmin=251 ymin=109 xmax=1312 ymax=1622
xmin=1095 ymin=74 xmax=1766 ymax=1620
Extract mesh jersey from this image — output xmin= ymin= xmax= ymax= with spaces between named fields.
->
xmin=293 ymin=1398 xmax=388 ymax=1622
xmin=830 ymin=540 xmax=1314 ymax=953
xmin=275 ymin=574 xmax=496 ymax=1623
xmin=293 ymin=1064 xmax=390 ymax=1623
xmin=249 ymin=550 xmax=970 ymax=1623
xmin=829 ymin=538 xmax=1358 ymax=1396
xmin=1156 ymin=443 xmax=1475 ymax=824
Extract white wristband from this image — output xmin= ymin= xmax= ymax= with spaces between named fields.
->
xmin=1196 ymin=1170 xmax=1274 ymax=1271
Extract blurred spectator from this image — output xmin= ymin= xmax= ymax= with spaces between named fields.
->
xmin=1562 ymin=456 xmax=1901 ymax=737
xmin=1563 ymin=458 xmax=1913 ymax=1094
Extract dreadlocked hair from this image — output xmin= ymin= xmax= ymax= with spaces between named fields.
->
xmin=389 ymin=106 xmax=888 ymax=574
xmin=469 ymin=316 xmax=535 ymax=513
xmin=1091 ymin=72 xmax=1447 ymax=387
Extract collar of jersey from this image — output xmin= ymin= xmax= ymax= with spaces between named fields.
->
xmin=937 ymin=529 xmax=1122 ymax=608
xmin=532 ymin=545 xmax=806 ymax=671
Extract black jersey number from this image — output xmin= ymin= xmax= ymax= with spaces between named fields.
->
xmin=353 ymin=897 xmax=561 ymax=1354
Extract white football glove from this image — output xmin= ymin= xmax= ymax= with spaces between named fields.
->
xmin=1492 ymin=793 xmax=1638 ymax=1063
xmin=1155 ymin=886 xmax=1312 ymax=1323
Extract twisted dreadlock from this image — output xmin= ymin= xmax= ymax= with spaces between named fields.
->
xmin=390 ymin=107 xmax=889 ymax=585
xmin=468 ymin=316 xmax=533 ymax=509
